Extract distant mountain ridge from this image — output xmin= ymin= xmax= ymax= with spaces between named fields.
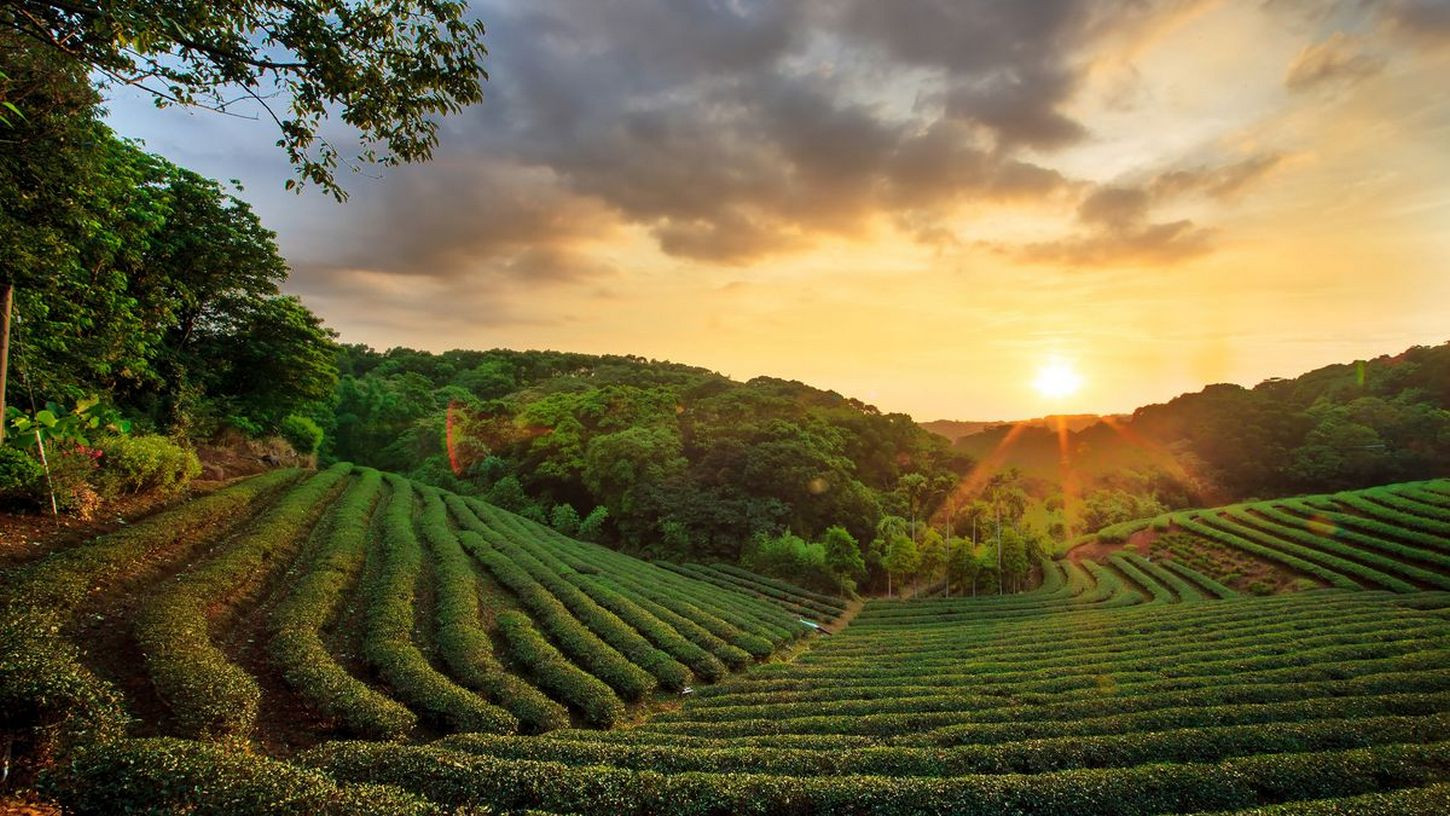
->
xmin=920 ymin=414 xmax=1122 ymax=443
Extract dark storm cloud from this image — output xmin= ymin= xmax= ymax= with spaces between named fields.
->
xmin=329 ymin=0 xmax=1168 ymax=271
xmin=825 ymin=0 xmax=1102 ymax=149
xmin=345 ymin=161 xmax=618 ymax=279
xmin=322 ymin=0 xmax=1287 ymax=278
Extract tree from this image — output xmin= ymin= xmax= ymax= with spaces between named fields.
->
xmin=741 ymin=533 xmax=831 ymax=592
xmin=3 ymin=0 xmax=488 ymax=199
xmin=577 ymin=506 xmax=609 ymax=542
xmin=549 ymin=503 xmax=581 ymax=537
xmin=1000 ymin=526 xmax=1031 ymax=593
xmin=897 ymin=472 xmax=928 ymax=541
xmin=821 ymin=525 xmax=865 ymax=596
xmin=881 ymin=534 xmax=919 ymax=598
xmin=945 ymin=536 xmax=977 ymax=597
xmin=916 ymin=528 xmax=947 ymax=593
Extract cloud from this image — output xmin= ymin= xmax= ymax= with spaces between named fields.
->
xmin=1150 ymin=154 xmax=1285 ymax=200
xmin=1013 ymin=183 xmax=1214 ymax=266
xmin=1015 ymin=218 xmax=1215 ymax=266
xmin=1285 ymin=33 xmax=1386 ymax=92
xmin=341 ymin=161 xmax=621 ymax=280
xmin=402 ymin=0 xmax=1208 ymax=267
xmin=203 ymin=2 xmax=1297 ymax=284
xmin=1381 ymin=0 xmax=1450 ymax=47
xmin=1006 ymin=149 xmax=1280 ymax=268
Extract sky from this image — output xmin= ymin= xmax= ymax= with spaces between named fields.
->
xmin=104 ymin=0 xmax=1450 ymax=421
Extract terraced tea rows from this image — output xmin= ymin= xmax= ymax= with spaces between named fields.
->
xmin=301 ymin=576 xmax=1450 ymax=814
xmin=0 ymin=466 xmax=823 ymax=799
xmin=659 ymin=560 xmax=852 ymax=622
xmin=5 ymin=470 xmax=1447 ymax=814
xmin=1146 ymin=479 xmax=1450 ymax=593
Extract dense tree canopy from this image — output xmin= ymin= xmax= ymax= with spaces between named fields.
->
xmin=1 ymin=33 xmax=335 ymax=436
xmin=318 ymin=346 xmax=971 ymax=563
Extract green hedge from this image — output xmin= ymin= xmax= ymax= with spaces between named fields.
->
xmin=44 ymin=738 xmax=440 ymax=816
xmin=417 ymin=489 xmax=569 ymax=733
xmin=492 ymin=608 xmax=625 ymax=727
xmin=441 ymin=712 xmax=1450 ymax=777
xmin=359 ymin=477 xmax=515 ymax=734
xmin=134 ymin=464 xmax=350 ymax=738
xmin=268 ymin=468 xmax=417 ymax=739
xmin=302 ymin=740 xmax=1450 ymax=816
xmin=466 ymin=532 xmax=658 ymax=701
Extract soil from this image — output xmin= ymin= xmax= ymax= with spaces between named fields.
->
xmin=822 ymin=597 xmax=865 ymax=635
xmin=1065 ymin=528 xmax=1153 ymax=564
xmin=0 ymin=485 xmax=225 ymax=569
xmin=0 ymin=795 xmax=60 ymax=816
xmin=1147 ymin=518 xmax=1314 ymax=595
xmin=218 ymin=477 xmax=351 ymax=755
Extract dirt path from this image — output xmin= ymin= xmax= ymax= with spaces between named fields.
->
xmin=822 ymin=597 xmax=865 ymax=635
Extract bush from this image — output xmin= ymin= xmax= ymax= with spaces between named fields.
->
xmin=93 ymin=434 xmax=201 ymax=497
xmin=0 ymin=446 xmax=44 ymax=506
xmin=279 ymin=414 xmax=324 ymax=456
xmin=45 ymin=738 xmax=441 ymax=816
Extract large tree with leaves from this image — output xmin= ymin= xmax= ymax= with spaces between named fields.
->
xmin=2 ymin=0 xmax=487 ymax=199
xmin=2 ymin=32 xmax=337 ymax=436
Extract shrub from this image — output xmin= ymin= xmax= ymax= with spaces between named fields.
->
xmin=45 ymin=738 xmax=440 ymax=816
xmin=0 ymin=446 xmax=43 ymax=506
xmin=135 ymin=465 xmax=350 ymax=738
xmin=268 ymin=469 xmax=418 ymax=740
xmin=279 ymin=414 xmax=324 ymax=456
xmin=93 ymin=434 xmax=201 ymax=497
xmin=359 ymin=477 xmax=516 ymax=735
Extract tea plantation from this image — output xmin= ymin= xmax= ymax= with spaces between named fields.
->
xmin=2 ymin=467 xmax=1446 ymax=814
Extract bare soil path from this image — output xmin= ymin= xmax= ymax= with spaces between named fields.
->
xmin=822 ymin=597 xmax=865 ymax=635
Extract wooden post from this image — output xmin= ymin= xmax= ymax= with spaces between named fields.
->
xmin=0 ymin=282 xmax=11 ymax=443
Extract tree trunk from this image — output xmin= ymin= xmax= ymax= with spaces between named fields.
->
xmin=996 ymin=503 xmax=1003 ymax=596
xmin=0 ymin=282 xmax=11 ymax=443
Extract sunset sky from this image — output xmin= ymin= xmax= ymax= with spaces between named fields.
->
xmin=106 ymin=0 xmax=1450 ymax=421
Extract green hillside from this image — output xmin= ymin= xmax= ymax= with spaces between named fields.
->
xmin=1088 ymin=478 xmax=1450 ymax=596
xmin=0 ymin=466 xmax=826 ymax=785
xmin=5 ymin=469 xmax=1448 ymax=814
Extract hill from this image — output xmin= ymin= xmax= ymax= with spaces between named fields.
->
xmin=1082 ymin=478 xmax=1450 ymax=597
xmin=0 ymin=466 xmax=833 ymax=782
xmin=921 ymin=414 xmax=1117 ymax=443
xmin=948 ymin=342 xmax=1450 ymax=507
xmin=5 ymin=468 xmax=1448 ymax=814
xmin=320 ymin=346 xmax=970 ymax=561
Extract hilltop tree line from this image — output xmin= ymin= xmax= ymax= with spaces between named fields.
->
xmin=953 ymin=345 xmax=1450 ymax=509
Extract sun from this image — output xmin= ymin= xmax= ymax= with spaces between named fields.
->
xmin=1033 ymin=358 xmax=1083 ymax=399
